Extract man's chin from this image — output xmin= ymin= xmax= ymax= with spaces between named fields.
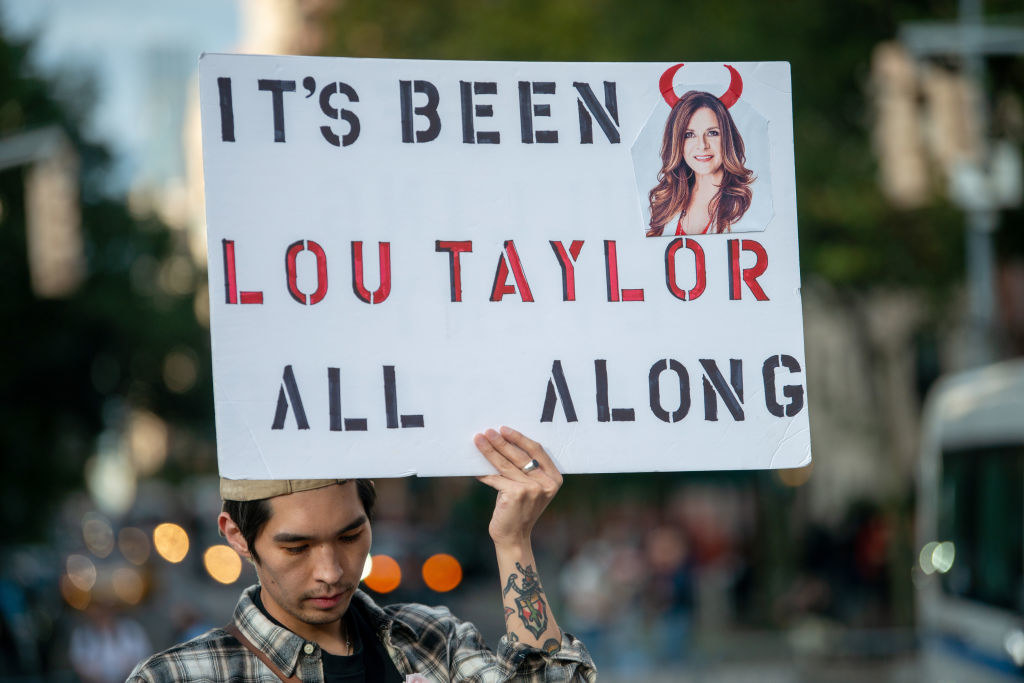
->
xmin=298 ymin=609 xmax=345 ymax=626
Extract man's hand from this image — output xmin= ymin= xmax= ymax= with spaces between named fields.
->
xmin=475 ymin=426 xmax=565 ymax=651
xmin=474 ymin=426 xmax=563 ymax=550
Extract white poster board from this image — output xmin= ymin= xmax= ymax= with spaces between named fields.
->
xmin=199 ymin=54 xmax=811 ymax=478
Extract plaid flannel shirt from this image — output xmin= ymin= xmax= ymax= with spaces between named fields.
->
xmin=127 ymin=584 xmax=596 ymax=682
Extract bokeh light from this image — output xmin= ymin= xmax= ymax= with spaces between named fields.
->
xmin=194 ymin=284 xmax=210 ymax=327
xmin=361 ymin=555 xmax=373 ymax=581
xmin=1005 ymin=630 xmax=1024 ymax=667
xmin=60 ymin=574 xmax=90 ymax=610
xmin=776 ymin=462 xmax=813 ymax=487
xmin=363 ymin=554 xmax=401 ymax=593
xmin=82 ymin=513 xmax=115 ymax=558
xmin=918 ymin=541 xmax=939 ymax=574
xmin=153 ymin=522 xmax=190 ymax=563
xmin=65 ymin=554 xmax=97 ymax=591
xmin=112 ymin=567 xmax=145 ymax=605
xmin=85 ymin=434 xmax=138 ymax=516
xmin=127 ymin=409 xmax=168 ymax=476
xmin=163 ymin=348 xmax=198 ymax=393
xmin=931 ymin=541 xmax=955 ymax=573
xmin=118 ymin=527 xmax=151 ymax=565
xmin=203 ymin=545 xmax=242 ymax=584
xmin=422 ymin=553 xmax=462 ymax=592
xmin=158 ymin=254 xmax=195 ymax=295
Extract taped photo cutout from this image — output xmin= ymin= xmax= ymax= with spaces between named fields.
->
xmin=631 ymin=63 xmax=773 ymax=237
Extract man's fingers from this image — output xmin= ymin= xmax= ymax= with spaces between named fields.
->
xmin=476 ymin=429 xmax=535 ymax=472
xmin=476 ymin=427 xmax=563 ymax=495
xmin=498 ymin=426 xmax=563 ymax=485
xmin=483 ymin=428 xmax=528 ymax=462
xmin=477 ymin=472 xmax=558 ymax=501
xmin=474 ymin=432 xmax=530 ymax=482
xmin=476 ymin=474 xmax=515 ymax=491
xmin=483 ymin=427 xmax=552 ymax=477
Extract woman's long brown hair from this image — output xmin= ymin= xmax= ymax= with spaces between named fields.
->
xmin=647 ymin=91 xmax=754 ymax=236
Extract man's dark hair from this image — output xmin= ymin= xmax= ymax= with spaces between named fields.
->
xmin=222 ymin=479 xmax=376 ymax=564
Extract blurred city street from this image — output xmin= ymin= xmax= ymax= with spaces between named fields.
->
xmin=1 ymin=1 xmax=1022 ymax=681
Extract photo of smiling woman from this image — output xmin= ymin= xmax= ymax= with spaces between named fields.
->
xmin=646 ymin=90 xmax=754 ymax=236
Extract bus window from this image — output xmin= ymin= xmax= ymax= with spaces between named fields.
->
xmin=938 ymin=444 xmax=1023 ymax=612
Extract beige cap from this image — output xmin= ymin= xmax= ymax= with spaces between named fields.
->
xmin=219 ymin=478 xmax=348 ymax=502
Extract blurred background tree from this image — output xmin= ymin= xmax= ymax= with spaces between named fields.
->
xmin=321 ymin=0 xmax=1024 ymax=292
xmin=0 ymin=29 xmax=212 ymax=543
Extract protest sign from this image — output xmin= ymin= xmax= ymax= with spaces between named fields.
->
xmin=199 ymin=54 xmax=811 ymax=478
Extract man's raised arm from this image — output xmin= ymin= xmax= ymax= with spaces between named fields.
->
xmin=473 ymin=426 xmax=565 ymax=652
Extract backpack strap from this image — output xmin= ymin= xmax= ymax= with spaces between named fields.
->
xmin=224 ymin=623 xmax=303 ymax=683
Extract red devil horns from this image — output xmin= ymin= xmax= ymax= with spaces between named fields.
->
xmin=658 ymin=64 xmax=685 ymax=105
xmin=659 ymin=64 xmax=743 ymax=109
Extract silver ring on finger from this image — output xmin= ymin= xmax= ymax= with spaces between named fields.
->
xmin=522 ymin=459 xmax=540 ymax=473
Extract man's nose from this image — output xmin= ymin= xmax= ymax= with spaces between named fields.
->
xmin=311 ymin=545 xmax=344 ymax=584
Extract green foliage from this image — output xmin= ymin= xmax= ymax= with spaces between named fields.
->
xmin=0 ymin=32 xmax=211 ymax=542
xmin=323 ymin=0 xmax=978 ymax=290
xmin=0 ymin=36 xmax=67 ymax=134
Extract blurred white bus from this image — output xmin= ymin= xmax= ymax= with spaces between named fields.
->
xmin=917 ymin=359 xmax=1024 ymax=681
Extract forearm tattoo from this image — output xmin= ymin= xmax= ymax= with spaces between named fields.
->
xmin=502 ymin=562 xmax=549 ymax=638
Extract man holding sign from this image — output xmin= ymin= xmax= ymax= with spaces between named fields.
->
xmin=131 ymin=51 xmax=810 ymax=681
xmin=129 ymin=427 xmax=595 ymax=681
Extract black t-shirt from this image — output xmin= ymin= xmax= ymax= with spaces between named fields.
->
xmin=252 ymin=589 xmax=403 ymax=683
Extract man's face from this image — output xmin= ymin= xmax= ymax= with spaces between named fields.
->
xmin=249 ymin=482 xmax=371 ymax=633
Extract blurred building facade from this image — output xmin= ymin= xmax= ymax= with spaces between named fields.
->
xmin=0 ymin=126 xmax=83 ymax=298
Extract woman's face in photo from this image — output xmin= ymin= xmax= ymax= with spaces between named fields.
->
xmin=682 ymin=107 xmax=723 ymax=177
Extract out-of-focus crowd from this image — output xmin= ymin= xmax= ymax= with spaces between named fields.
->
xmin=1 ymin=474 xmax=901 ymax=681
